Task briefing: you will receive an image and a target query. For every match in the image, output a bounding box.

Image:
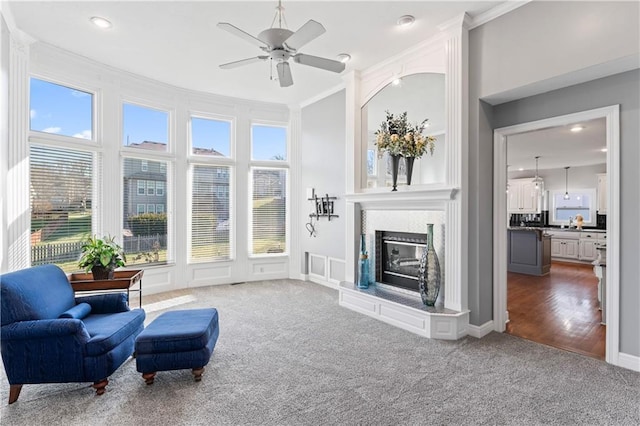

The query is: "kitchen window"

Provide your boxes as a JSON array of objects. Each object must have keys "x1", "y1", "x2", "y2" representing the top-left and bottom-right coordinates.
[{"x1": 550, "y1": 189, "x2": 596, "y2": 226}]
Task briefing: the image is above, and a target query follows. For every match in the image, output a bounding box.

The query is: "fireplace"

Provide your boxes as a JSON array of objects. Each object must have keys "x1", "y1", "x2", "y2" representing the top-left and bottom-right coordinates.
[{"x1": 375, "y1": 230, "x2": 427, "y2": 292}]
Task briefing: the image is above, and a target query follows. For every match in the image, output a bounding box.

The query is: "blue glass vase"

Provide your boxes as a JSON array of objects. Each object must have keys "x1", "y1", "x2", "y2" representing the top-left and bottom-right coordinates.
[{"x1": 357, "y1": 234, "x2": 370, "y2": 289}]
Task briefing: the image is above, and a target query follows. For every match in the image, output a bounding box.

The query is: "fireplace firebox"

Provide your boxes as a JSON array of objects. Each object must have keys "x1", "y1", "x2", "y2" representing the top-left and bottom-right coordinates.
[{"x1": 375, "y1": 231, "x2": 427, "y2": 292}]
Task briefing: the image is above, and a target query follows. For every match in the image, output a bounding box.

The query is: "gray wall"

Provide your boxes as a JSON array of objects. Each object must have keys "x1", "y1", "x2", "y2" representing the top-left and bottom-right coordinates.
[
  {"x1": 493, "y1": 70, "x2": 640, "y2": 356},
  {"x1": 300, "y1": 90, "x2": 347, "y2": 274},
  {"x1": 468, "y1": 1, "x2": 640, "y2": 357}
]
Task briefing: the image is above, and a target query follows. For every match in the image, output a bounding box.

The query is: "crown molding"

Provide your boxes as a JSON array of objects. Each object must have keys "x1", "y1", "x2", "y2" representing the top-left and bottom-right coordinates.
[{"x1": 468, "y1": 0, "x2": 532, "y2": 30}]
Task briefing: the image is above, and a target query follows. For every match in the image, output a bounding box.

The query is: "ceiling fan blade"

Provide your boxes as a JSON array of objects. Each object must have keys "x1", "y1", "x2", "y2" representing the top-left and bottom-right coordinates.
[
  {"x1": 293, "y1": 53, "x2": 345, "y2": 73},
  {"x1": 277, "y1": 62, "x2": 293, "y2": 87},
  {"x1": 283, "y1": 19, "x2": 326, "y2": 51},
  {"x1": 219, "y1": 56, "x2": 268, "y2": 69},
  {"x1": 217, "y1": 23, "x2": 270, "y2": 49}
]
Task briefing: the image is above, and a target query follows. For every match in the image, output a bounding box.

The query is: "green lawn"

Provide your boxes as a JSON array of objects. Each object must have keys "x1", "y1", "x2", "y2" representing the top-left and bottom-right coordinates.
[{"x1": 32, "y1": 212, "x2": 92, "y2": 245}]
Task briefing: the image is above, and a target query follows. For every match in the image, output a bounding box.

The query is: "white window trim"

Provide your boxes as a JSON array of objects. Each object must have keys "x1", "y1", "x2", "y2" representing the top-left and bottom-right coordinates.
[{"x1": 248, "y1": 166, "x2": 289, "y2": 258}]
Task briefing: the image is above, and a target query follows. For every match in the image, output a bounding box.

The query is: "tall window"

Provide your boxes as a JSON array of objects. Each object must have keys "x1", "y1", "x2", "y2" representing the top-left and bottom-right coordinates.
[
  {"x1": 122, "y1": 158, "x2": 169, "y2": 265},
  {"x1": 29, "y1": 78, "x2": 93, "y2": 140},
  {"x1": 191, "y1": 165, "x2": 232, "y2": 262},
  {"x1": 29, "y1": 77, "x2": 96, "y2": 272},
  {"x1": 250, "y1": 124, "x2": 288, "y2": 255},
  {"x1": 122, "y1": 103, "x2": 168, "y2": 151},
  {"x1": 30, "y1": 145, "x2": 95, "y2": 271}
]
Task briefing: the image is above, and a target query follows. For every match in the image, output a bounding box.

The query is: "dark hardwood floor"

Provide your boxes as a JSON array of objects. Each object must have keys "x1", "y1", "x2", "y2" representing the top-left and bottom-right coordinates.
[{"x1": 506, "y1": 261, "x2": 605, "y2": 360}]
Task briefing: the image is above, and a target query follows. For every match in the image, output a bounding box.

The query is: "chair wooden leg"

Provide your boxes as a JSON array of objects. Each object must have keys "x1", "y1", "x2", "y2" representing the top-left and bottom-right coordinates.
[
  {"x1": 142, "y1": 372, "x2": 156, "y2": 385},
  {"x1": 192, "y1": 367, "x2": 204, "y2": 382},
  {"x1": 8, "y1": 384, "x2": 22, "y2": 404},
  {"x1": 92, "y1": 379, "x2": 108, "y2": 396}
]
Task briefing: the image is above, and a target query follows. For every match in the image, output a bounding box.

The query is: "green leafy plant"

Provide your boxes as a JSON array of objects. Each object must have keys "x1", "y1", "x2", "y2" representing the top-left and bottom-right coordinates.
[{"x1": 78, "y1": 235, "x2": 126, "y2": 272}]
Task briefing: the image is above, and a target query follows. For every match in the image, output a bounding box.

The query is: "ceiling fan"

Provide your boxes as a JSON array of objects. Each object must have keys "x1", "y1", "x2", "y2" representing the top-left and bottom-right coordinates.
[{"x1": 217, "y1": 0, "x2": 346, "y2": 87}]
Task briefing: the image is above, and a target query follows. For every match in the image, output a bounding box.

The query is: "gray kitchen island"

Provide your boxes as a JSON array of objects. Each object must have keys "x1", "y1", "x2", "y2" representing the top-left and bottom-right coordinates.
[{"x1": 507, "y1": 227, "x2": 552, "y2": 276}]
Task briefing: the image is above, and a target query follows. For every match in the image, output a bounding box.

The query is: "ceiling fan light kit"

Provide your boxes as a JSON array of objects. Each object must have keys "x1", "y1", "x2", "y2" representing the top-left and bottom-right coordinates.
[{"x1": 217, "y1": 0, "x2": 346, "y2": 87}]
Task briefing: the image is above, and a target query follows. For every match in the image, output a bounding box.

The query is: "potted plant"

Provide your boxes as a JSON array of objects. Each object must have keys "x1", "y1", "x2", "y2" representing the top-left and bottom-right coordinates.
[{"x1": 78, "y1": 235, "x2": 126, "y2": 280}]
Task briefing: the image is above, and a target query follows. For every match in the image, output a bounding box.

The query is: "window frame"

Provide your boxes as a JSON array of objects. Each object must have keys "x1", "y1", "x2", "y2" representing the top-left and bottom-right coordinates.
[
  {"x1": 120, "y1": 97, "x2": 174, "y2": 156},
  {"x1": 250, "y1": 121, "x2": 289, "y2": 163},
  {"x1": 28, "y1": 76, "x2": 97, "y2": 145},
  {"x1": 189, "y1": 112, "x2": 235, "y2": 159}
]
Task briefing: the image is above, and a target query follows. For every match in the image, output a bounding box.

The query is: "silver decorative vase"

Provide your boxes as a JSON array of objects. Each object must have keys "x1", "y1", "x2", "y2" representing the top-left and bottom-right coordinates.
[{"x1": 419, "y1": 224, "x2": 441, "y2": 306}]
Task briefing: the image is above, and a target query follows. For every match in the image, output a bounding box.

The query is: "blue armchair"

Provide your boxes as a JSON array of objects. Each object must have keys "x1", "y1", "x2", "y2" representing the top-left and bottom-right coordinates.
[{"x1": 1, "y1": 264, "x2": 145, "y2": 404}]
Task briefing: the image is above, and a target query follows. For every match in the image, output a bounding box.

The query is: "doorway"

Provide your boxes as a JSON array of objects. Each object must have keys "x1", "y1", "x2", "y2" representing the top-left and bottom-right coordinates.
[
  {"x1": 493, "y1": 105, "x2": 620, "y2": 365},
  {"x1": 504, "y1": 119, "x2": 607, "y2": 359}
]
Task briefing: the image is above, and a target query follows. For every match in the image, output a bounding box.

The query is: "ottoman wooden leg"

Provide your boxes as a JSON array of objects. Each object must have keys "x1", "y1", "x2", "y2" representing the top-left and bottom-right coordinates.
[
  {"x1": 9, "y1": 384, "x2": 23, "y2": 404},
  {"x1": 92, "y1": 379, "x2": 109, "y2": 395},
  {"x1": 192, "y1": 367, "x2": 205, "y2": 382},
  {"x1": 142, "y1": 372, "x2": 156, "y2": 385}
]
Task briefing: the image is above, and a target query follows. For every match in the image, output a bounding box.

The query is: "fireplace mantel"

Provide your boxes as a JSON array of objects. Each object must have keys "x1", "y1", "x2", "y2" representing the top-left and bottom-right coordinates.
[{"x1": 345, "y1": 186, "x2": 459, "y2": 210}]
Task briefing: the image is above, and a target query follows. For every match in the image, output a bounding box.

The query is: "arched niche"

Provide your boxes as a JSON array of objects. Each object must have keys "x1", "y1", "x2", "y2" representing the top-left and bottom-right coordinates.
[{"x1": 360, "y1": 73, "x2": 446, "y2": 190}]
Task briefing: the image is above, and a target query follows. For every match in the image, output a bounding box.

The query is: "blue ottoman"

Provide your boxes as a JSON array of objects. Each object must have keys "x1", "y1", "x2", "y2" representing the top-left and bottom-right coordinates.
[{"x1": 135, "y1": 308, "x2": 219, "y2": 384}]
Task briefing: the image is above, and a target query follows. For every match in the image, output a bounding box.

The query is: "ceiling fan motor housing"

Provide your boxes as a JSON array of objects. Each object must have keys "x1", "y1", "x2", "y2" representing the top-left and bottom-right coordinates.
[{"x1": 258, "y1": 28, "x2": 294, "y2": 50}]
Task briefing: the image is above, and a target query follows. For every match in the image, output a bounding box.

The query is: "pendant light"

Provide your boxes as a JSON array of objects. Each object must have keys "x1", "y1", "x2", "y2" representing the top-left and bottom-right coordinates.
[
  {"x1": 531, "y1": 156, "x2": 542, "y2": 189},
  {"x1": 563, "y1": 166, "x2": 570, "y2": 200}
]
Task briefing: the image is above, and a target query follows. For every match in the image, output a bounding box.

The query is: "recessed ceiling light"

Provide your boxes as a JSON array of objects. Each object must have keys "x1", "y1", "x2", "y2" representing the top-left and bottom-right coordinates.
[
  {"x1": 518, "y1": 167, "x2": 524, "y2": 171},
  {"x1": 600, "y1": 148, "x2": 607, "y2": 152},
  {"x1": 90, "y1": 16, "x2": 112, "y2": 29},
  {"x1": 392, "y1": 78, "x2": 401, "y2": 86},
  {"x1": 397, "y1": 15, "x2": 415, "y2": 27},
  {"x1": 570, "y1": 125, "x2": 584, "y2": 132},
  {"x1": 336, "y1": 53, "x2": 351, "y2": 63}
]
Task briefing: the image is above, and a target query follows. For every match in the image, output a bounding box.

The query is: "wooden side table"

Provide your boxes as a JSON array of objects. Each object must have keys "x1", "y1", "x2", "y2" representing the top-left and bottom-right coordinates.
[{"x1": 68, "y1": 270, "x2": 144, "y2": 308}]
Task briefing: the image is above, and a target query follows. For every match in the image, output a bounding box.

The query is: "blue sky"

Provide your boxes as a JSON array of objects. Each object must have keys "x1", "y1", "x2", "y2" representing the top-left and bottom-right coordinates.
[{"x1": 30, "y1": 78, "x2": 287, "y2": 160}]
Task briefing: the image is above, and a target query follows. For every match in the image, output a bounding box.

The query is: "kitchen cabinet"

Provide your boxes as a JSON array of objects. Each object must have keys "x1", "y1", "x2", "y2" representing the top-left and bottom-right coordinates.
[
  {"x1": 551, "y1": 238, "x2": 579, "y2": 259},
  {"x1": 508, "y1": 178, "x2": 541, "y2": 214},
  {"x1": 597, "y1": 173, "x2": 607, "y2": 214},
  {"x1": 548, "y1": 230, "x2": 606, "y2": 262}
]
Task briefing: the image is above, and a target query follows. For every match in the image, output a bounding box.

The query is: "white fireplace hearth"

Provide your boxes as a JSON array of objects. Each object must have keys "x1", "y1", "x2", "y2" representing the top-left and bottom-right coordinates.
[{"x1": 339, "y1": 282, "x2": 468, "y2": 340}]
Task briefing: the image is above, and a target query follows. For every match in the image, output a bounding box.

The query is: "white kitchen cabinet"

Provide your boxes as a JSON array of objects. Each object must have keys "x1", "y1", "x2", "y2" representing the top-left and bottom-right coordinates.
[
  {"x1": 597, "y1": 173, "x2": 607, "y2": 214},
  {"x1": 550, "y1": 238, "x2": 579, "y2": 259},
  {"x1": 579, "y1": 239, "x2": 598, "y2": 261},
  {"x1": 508, "y1": 178, "x2": 541, "y2": 214},
  {"x1": 549, "y1": 230, "x2": 606, "y2": 262}
]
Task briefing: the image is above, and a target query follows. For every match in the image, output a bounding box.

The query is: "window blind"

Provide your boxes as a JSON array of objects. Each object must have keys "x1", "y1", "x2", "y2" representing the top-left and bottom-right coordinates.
[
  {"x1": 191, "y1": 165, "x2": 231, "y2": 262},
  {"x1": 122, "y1": 157, "x2": 168, "y2": 265},
  {"x1": 251, "y1": 168, "x2": 286, "y2": 255},
  {"x1": 30, "y1": 145, "x2": 94, "y2": 271}
]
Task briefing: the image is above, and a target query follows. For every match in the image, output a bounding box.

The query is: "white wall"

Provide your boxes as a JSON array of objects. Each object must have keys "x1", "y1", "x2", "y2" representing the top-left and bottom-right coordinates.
[
  {"x1": 0, "y1": 15, "x2": 9, "y2": 273},
  {"x1": 299, "y1": 90, "x2": 346, "y2": 285},
  {"x1": 5, "y1": 40, "x2": 292, "y2": 294}
]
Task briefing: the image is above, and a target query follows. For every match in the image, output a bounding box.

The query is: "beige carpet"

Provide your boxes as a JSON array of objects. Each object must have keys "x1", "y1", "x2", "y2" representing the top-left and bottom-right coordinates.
[{"x1": 1, "y1": 279, "x2": 639, "y2": 425}]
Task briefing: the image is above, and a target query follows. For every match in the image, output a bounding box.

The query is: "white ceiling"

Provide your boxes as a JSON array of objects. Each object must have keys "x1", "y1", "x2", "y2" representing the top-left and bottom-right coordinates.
[
  {"x1": 507, "y1": 117, "x2": 607, "y2": 172},
  {"x1": 8, "y1": 1, "x2": 501, "y2": 105}
]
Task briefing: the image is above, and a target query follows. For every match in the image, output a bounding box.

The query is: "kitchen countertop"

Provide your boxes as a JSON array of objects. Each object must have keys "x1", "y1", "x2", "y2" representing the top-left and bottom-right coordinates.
[{"x1": 509, "y1": 227, "x2": 606, "y2": 233}]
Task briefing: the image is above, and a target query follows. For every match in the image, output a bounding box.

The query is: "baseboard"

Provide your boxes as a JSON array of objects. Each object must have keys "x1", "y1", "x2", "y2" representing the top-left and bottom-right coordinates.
[
  {"x1": 617, "y1": 352, "x2": 640, "y2": 372},
  {"x1": 307, "y1": 276, "x2": 339, "y2": 290},
  {"x1": 467, "y1": 320, "x2": 494, "y2": 339}
]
